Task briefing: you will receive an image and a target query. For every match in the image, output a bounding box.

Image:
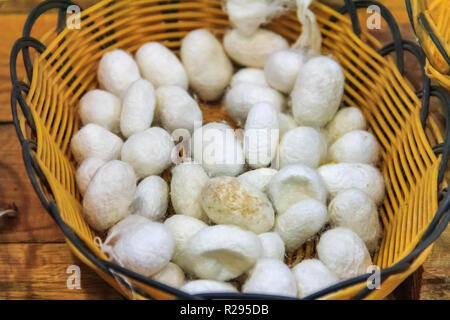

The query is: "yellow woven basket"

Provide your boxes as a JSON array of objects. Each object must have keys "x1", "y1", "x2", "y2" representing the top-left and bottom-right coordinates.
[
  {"x1": 9, "y1": 0, "x2": 450, "y2": 300},
  {"x1": 407, "y1": 0, "x2": 450, "y2": 90}
]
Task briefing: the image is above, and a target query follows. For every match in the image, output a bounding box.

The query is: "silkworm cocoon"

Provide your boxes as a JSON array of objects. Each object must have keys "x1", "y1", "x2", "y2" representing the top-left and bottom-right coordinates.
[
  {"x1": 164, "y1": 215, "x2": 207, "y2": 273},
  {"x1": 201, "y1": 176, "x2": 275, "y2": 233},
  {"x1": 224, "y1": 82, "x2": 285, "y2": 127},
  {"x1": 97, "y1": 49, "x2": 141, "y2": 97},
  {"x1": 275, "y1": 199, "x2": 328, "y2": 251},
  {"x1": 324, "y1": 107, "x2": 366, "y2": 143},
  {"x1": 170, "y1": 163, "x2": 209, "y2": 221},
  {"x1": 317, "y1": 227, "x2": 372, "y2": 279},
  {"x1": 155, "y1": 85, "x2": 202, "y2": 133},
  {"x1": 328, "y1": 188, "x2": 381, "y2": 252},
  {"x1": 78, "y1": 89, "x2": 121, "y2": 133},
  {"x1": 244, "y1": 102, "x2": 279, "y2": 168},
  {"x1": 269, "y1": 164, "x2": 327, "y2": 214},
  {"x1": 192, "y1": 122, "x2": 245, "y2": 177},
  {"x1": 151, "y1": 262, "x2": 186, "y2": 289},
  {"x1": 291, "y1": 56, "x2": 344, "y2": 127},
  {"x1": 82, "y1": 160, "x2": 136, "y2": 231},
  {"x1": 279, "y1": 127, "x2": 327, "y2": 169},
  {"x1": 292, "y1": 259, "x2": 339, "y2": 298},
  {"x1": 258, "y1": 232, "x2": 285, "y2": 261},
  {"x1": 181, "y1": 280, "x2": 238, "y2": 294},
  {"x1": 328, "y1": 130, "x2": 380, "y2": 165},
  {"x1": 223, "y1": 28, "x2": 289, "y2": 68},
  {"x1": 129, "y1": 176, "x2": 168, "y2": 221},
  {"x1": 231, "y1": 68, "x2": 268, "y2": 87},
  {"x1": 237, "y1": 168, "x2": 277, "y2": 194},
  {"x1": 136, "y1": 42, "x2": 188, "y2": 89},
  {"x1": 278, "y1": 113, "x2": 297, "y2": 139},
  {"x1": 265, "y1": 50, "x2": 307, "y2": 94},
  {"x1": 105, "y1": 214, "x2": 149, "y2": 246},
  {"x1": 120, "y1": 79, "x2": 156, "y2": 138},
  {"x1": 121, "y1": 127, "x2": 174, "y2": 178},
  {"x1": 71, "y1": 124, "x2": 123, "y2": 163},
  {"x1": 243, "y1": 258, "x2": 297, "y2": 297},
  {"x1": 186, "y1": 225, "x2": 262, "y2": 280},
  {"x1": 112, "y1": 221, "x2": 175, "y2": 276},
  {"x1": 318, "y1": 163, "x2": 385, "y2": 205},
  {"x1": 226, "y1": 0, "x2": 270, "y2": 36},
  {"x1": 181, "y1": 29, "x2": 233, "y2": 101},
  {"x1": 75, "y1": 157, "x2": 106, "y2": 196}
]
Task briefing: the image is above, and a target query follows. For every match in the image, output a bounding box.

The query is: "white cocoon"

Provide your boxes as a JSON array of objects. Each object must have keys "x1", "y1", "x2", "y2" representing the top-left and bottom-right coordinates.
[
  {"x1": 120, "y1": 79, "x2": 156, "y2": 138},
  {"x1": 243, "y1": 258, "x2": 297, "y2": 297},
  {"x1": 82, "y1": 160, "x2": 136, "y2": 231},
  {"x1": 291, "y1": 56, "x2": 344, "y2": 127},
  {"x1": 244, "y1": 102, "x2": 279, "y2": 168},
  {"x1": 155, "y1": 85, "x2": 202, "y2": 133},
  {"x1": 275, "y1": 198, "x2": 328, "y2": 251},
  {"x1": 192, "y1": 122, "x2": 245, "y2": 177},
  {"x1": 185, "y1": 225, "x2": 262, "y2": 281},
  {"x1": 265, "y1": 49, "x2": 307, "y2": 94},
  {"x1": 328, "y1": 188, "x2": 381, "y2": 252},
  {"x1": 79, "y1": 89, "x2": 121, "y2": 133},
  {"x1": 328, "y1": 130, "x2": 380, "y2": 165},
  {"x1": 136, "y1": 42, "x2": 188, "y2": 89},
  {"x1": 164, "y1": 215, "x2": 207, "y2": 273},
  {"x1": 317, "y1": 227, "x2": 372, "y2": 279},
  {"x1": 231, "y1": 68, "x2": 268, "y2": 87},
  {"x1": 278, "y1": 113, "x2": 297, "y2": 139},
  {"x1": 318, "y1": 163, "x2": 385, "y2": 205},
  {"x1": 201, "y1": 176, "x2": 275, "y2": 234},
  {"x1": 181, "y1": 280, "x2": 238, "y2": 294},
  {"x1": 97, "y1": 49, "x2": 140, "y2": 97},
  {"x1": 238, "y1": 168, "x2": 277, "y2": 194},
  {"x1": 129, "y1": 176, "x2": 168, "y2": 221},
  {"x1": 152, "y1": 262, "x2": 186, "y2": 289},
  {"x1": 258, "y1": 232, "x2": 285, "y2": 261},
  {"x1": 105, "y1": 214, "x2": 149, "y2": 246},
  {"x1": 223, "y1": 28, "x2": 289, "y2": 68},
  {"x1": 292, "y1": 259, "x2": 339, "y2": 298},
  {"x1": 112, "y1": 221, "x2": 174, "y2": 276},
  {"x1": 121, "y1": 127, "x2": 174, "y2": 178},
  {"x1": 226, "y1": 0, "x2": 270, "y2": 36},
  {"x1": 224, "y1": 82, "x2": 285, "y2": 127},
  {"x1": 75, "y1": 157, "x2": 106, "y2": 196},
  {"x1": 324, "y1": 107, "x2": 366, "y2": 143},
  {"x1": 279, "y1": 126, "x2": 327, "y2": 169},
  {"x1": 71, "y1": 123, "x2": 123, "y2": 163},
  {"x1": 170, "y1": 162, "x2": 209, "y2": 221},
  {"x1": 269, "y1": 164, "x2": 327, "y2": 214},
  {"x1": 181, "y1": 29, "x2": 233, "y2": 101}
]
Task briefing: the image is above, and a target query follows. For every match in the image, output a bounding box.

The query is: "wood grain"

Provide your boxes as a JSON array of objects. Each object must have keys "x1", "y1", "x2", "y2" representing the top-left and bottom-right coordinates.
[
  {"x1": 0, "y1": 14, "x2": 58, "y2": 122},
  {"x1": 0, "y1": 243, "x2": 121, "y2": 299},
  {"x1": 0, "y1": 124, "x2": 64, "y2": 243}
]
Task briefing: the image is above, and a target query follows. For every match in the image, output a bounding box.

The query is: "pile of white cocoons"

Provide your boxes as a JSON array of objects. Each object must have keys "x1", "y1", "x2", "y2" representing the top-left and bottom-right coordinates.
[{"x1": 71, "y1": 1, "x2": 385, "y2": 299}]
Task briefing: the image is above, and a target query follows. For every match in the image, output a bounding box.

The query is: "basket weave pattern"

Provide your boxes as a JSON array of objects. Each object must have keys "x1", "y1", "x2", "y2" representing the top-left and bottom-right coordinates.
[{"x1": 10, "y1": 0, "x2": 449, "y2": 299}]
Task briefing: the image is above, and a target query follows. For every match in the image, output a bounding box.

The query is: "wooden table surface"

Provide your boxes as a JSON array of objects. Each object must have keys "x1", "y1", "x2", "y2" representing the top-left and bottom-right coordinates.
[{"x1": 0, "y1": 0, "x2": 448, "y2": 300}]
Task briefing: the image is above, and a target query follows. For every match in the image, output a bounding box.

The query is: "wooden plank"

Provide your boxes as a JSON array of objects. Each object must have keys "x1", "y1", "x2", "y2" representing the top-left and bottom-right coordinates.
[
  {"x1": 419, "y1": 228, "x2": 450, "y2": 299},
  {"x1": 0, "y1": 243, "x2": 121, "y2": 299},
  {"x1": 0, "y1": 14, "x2": 59, "y2": 122},
  {"x1": 0, "y1": 124, "x2": 64, "y2": 243}
]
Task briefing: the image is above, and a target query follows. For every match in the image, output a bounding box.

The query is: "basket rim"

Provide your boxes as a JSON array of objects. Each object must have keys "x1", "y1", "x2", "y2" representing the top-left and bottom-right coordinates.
[{"x1": 9, "y1": 0, "x2": 450, "y2": 300}]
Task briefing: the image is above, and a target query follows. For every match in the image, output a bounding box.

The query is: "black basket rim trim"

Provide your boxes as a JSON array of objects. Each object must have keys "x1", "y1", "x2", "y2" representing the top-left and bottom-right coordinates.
[
  {"x1": 8, "y1": 0, "x2": 450, "y2": 300},
  {"x1": 22, "y1": 0, "x2": 77, "y2": 83},
  {"x1": 405, "y1": 0, "x2": 450, "y2": 70},
  {"x1": 338, "y1": 0, "x2": 404, "y2": 75}
]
